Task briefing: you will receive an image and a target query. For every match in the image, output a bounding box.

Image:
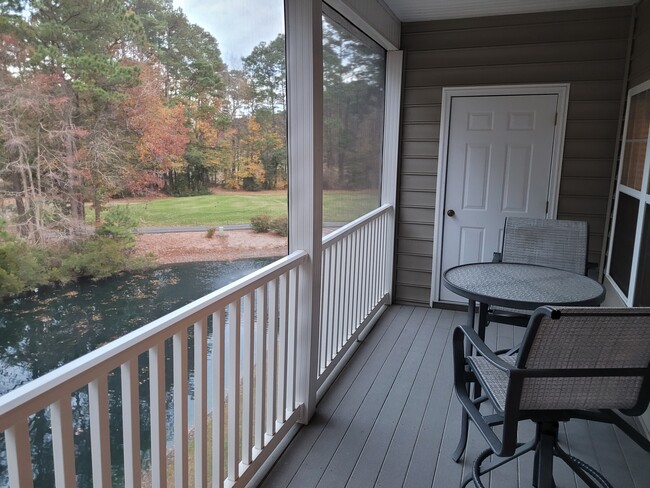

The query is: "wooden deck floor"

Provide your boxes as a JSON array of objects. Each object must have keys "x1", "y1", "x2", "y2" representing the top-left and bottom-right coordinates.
[{"x1": 260, "y1": 305, "x2": 650, "y2": 488}]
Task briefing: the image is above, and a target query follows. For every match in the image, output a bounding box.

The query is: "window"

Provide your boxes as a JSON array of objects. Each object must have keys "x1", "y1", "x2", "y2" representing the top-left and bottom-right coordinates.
[
  {"x1": 322, "y1": 8, "x2": 386, "y2": 227},
  {"x1": 607, "y1": 80, "x2": 650, "y2": 305}
]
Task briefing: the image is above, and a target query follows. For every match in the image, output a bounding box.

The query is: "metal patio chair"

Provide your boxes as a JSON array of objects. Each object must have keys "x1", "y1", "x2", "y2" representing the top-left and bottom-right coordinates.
[
  {"x1": 488, "y1": 217, "x2": 589, "y2": 327},
  {"x1": 452, "y1": 306, "x2": 650, "y2": 488}
]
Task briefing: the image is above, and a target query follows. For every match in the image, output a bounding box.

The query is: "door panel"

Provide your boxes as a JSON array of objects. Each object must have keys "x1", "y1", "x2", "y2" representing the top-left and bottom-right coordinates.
[
  {"x1": 502, "y1": 145, "x2": 533, "y2": 212},
  {"x1": 440, "y1": 94, "x2": 558, "y2": 302}
]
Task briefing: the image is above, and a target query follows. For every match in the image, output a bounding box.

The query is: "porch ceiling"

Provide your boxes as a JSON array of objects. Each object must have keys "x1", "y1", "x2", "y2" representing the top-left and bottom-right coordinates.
[{"x1": 383, "y1": 0, "x2": 637, "y2": 22}]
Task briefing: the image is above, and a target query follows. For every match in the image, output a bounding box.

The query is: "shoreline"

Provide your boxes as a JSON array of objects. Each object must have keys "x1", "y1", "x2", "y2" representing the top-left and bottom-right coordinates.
[{"x1": 134, "y1": 228, "x2": 289, "y2": 265}]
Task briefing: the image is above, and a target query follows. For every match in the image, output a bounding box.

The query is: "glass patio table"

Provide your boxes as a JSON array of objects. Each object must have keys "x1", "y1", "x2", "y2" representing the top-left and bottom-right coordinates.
[{"x1": 443, "y1": 262, "x2": 606, "y2": 338}]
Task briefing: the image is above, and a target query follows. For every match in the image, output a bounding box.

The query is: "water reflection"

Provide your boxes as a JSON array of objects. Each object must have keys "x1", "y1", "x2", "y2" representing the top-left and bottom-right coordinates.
[{"x1": 0, "y1": 258, "x2": 275, "y2": 487}]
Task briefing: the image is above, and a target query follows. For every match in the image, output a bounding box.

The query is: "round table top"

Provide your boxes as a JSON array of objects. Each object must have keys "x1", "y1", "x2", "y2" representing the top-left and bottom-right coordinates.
[{"x1": 443, "y1": 262, "x2": 606, "y2": 310}]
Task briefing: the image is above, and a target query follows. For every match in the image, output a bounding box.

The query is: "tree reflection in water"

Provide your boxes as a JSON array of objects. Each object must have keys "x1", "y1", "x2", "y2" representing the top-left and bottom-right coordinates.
[{"x1": 0, "y1": 257, "x2": 275, "y2": 487}]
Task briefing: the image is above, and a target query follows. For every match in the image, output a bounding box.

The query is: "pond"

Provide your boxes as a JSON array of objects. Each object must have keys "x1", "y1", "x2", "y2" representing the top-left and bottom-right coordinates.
[{"x1": 0, "y1": 257, "x2": 277, "y2": 487}]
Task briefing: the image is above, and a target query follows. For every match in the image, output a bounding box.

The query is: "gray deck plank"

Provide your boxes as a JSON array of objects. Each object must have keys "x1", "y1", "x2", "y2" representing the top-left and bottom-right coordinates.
[
  {"x1": 372, "y1": 309, "x2": 454, "y2": 487},
  {"x1": 402, "y1": 309, "x2": 460, "y2": 487},
  {"x1": 260, "y1": 305, "x2": 407, "y2": 487},
  {"x1": 614, "y1": 421, "x2": 650, "y2": 488},
  {"x1": 259, "y1": 306, "x2": 649, "y2": 488},
  {"x1": 317, "y1": 307, "x2": 437, "y2": 487},
  {"x1": 587, "y1": 421, "x2": 636, "y2": 487},
  {"x1": 287, "y1": 306, "x2": 425, "y2": 487},
  {"x1": 306, "y1": 309, "x2": 425, "y2": 487},
  {"x1": 345, "y1": 307, "x2": 446, "y2": 487}
]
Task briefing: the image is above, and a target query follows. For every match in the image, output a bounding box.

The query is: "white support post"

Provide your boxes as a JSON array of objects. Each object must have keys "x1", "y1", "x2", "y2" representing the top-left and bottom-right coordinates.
[
  {"x1": 286, "y1": 0, "x2": 323, "y2": 424},
  {"x1": 380, "y1": 50, "x2": 404, "y2": 302}
]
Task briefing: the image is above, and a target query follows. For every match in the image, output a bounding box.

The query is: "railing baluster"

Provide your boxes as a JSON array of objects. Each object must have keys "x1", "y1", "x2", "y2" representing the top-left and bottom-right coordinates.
[
  {"x1": 266, "y1": 278, "x2": 278, "y2": 436},
  {"x1": 319, "y1": 246, "x2": 329, "y2": 372},
  {"x1": 89, "y1": 377, "x2": 112, "y2": 488},
  {"x1": 352, "y1": 229, "x2": 360, "y2": 332},
  {"x1": 195, "y1": 319, "x2": 208, "y2": 487},
  {"x1": 51, "y1": 398, "x2": 76, "y2": 488},
  {"x1": 173, "y1": 329, "x2": 188, "y2": 488},
  {"x1": 326, "y1": 246, "x2": 335, "y2": 364},
  {"x1": 242, "y1": 293, "x2": 254, "y2": 466},
  {"x1": 334, "y1": 241, "x2": 343, "y2": 354},
  {"x1": 277, "y1": 273, "x2": 289, "y2": 423},
  {"x1": 120, "y1": 359, "x2": 141, "y2": 488},
  {"x1": 255, "y1": 285, "x2": 268, "y2": 451},
  {"x1": 5, "y1": 418, "x2": 34, "y2": 488},
  {"x1": 355, "y1": 227, "x2": 363, "y2": 328},
  {"x1": 148, "y1": 344, "x2": 167, "y2": 488},
  {"x1": 287, "y1": 268, "x2": 298, "y2": 411},
  {"x1": 371, "y1": 217, "x2": 378, "y2": 307},
  {"x1": 212, "y1": 309, "x2": 225, "y2": 488},
  {"x1": 342, "y1": 236, "x2": 350, "y2": 341},
  {"x1": 380, "y1": 216, "x2": 385, "y2": 296},
  {"x1": 227, "y1": 301, "x2": 241, "y2": 481}
]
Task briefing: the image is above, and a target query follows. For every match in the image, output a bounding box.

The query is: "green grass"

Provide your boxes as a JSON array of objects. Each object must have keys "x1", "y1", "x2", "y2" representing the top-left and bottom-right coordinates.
[{"x1": 95, "y1": 190, "x2": 379, "y2": 227}]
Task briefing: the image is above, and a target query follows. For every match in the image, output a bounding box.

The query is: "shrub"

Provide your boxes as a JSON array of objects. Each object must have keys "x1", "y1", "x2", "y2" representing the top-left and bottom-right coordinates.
[
  {"x1": 96, "y1": 205, "x2": 137, "y2": 242},
  {"x1": 250, "y1": 214, "x2": 271, "y2": 233},
  {"x1": 0, "y1": 219, "x2": 48, "y2": 296},
  {"x1": 270, "y1": 217, "x2": 288, "y2": 237},
  {"x1": 206, "y1": 227, "x2": 216, "y2": 238},
  {"x1": 60, "y1": 234, "x2": 150, "y2": 281}
]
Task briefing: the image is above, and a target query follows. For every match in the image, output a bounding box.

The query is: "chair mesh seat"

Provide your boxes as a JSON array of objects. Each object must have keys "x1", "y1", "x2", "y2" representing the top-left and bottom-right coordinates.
[{"x1": 467, "y1": 354, "x2": 516, "y2": 411}]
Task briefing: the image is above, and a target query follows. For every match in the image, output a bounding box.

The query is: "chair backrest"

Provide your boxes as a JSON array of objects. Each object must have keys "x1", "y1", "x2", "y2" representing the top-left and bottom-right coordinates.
[
  {"x1": 501, "y1": 217, "x2": 588, "y2": 275},
  {"x1": 514, "y1": 307, "x2": 650, "y2": 413}
]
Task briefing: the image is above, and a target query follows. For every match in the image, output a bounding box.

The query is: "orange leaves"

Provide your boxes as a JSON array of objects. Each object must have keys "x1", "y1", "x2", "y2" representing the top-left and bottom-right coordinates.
[{"x1": 124, "y1": 63, "x2": 190, "y2": 171}]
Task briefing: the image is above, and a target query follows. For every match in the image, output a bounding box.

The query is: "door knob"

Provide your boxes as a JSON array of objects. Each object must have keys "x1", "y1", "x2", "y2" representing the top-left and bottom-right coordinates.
[{"x1": 447, "y1": 209, "x2": 455, "y2": 217}]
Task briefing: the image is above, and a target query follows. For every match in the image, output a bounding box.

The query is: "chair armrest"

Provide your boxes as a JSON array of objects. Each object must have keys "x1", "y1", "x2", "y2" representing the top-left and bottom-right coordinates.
[
  {"x1": 492, "y1": 252, "x2": 502, "y2": 262},
  {"x1": 453, "y1": 325, "x2": 515, "y2": 373}
]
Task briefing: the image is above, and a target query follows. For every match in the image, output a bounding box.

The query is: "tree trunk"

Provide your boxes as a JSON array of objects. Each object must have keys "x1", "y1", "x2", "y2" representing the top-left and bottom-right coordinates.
[
  {"x1": 94, "y1": 192, "x2": 102, "y2": 226},
  {"x1": 11, "y1": 171, "x2": 28, "y2": 237}
]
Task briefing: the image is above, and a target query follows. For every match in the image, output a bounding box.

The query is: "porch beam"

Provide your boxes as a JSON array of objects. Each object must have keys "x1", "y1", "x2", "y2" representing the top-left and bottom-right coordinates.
[{"x1": 286, "y1": 0, "x2": 323, "y2": 423}]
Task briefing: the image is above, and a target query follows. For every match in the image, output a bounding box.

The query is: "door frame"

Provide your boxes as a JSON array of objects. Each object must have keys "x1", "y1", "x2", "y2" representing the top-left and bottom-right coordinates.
[{"x1": 430, "y1": 83, "x2": 571, "y2": 305}]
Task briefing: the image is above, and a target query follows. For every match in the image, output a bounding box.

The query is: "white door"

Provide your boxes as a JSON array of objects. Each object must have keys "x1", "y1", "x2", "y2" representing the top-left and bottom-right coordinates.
[{"x1": 439, "y1": 94, "x2": 559, "y2": 302}]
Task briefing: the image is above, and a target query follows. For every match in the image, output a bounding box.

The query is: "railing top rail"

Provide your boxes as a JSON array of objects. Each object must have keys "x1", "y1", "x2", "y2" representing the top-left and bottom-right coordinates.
[
  {"x1": 0, "y1": 250, "x2": 308, "y2": 428},
  {"x1": 322, "y1": 204, "x2": 392, "y2": 248}
]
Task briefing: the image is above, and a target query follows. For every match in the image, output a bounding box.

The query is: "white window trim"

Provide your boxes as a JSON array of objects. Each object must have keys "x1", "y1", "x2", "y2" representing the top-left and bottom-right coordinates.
[
  {"x1": 605, "y1": 79, "x2": 650, "y2": 306},
  {"x1": 430, "y1": 83, "x2": 571, "y2": 305}
]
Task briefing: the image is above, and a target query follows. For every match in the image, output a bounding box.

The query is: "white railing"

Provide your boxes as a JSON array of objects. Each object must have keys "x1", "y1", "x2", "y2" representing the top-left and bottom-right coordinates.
[
  {"x1": 318, "y1": 204, "x2": 392, "y2": 387},
  {"x1": 0, "y1": 251, "x2": 308, "y2": 488}
]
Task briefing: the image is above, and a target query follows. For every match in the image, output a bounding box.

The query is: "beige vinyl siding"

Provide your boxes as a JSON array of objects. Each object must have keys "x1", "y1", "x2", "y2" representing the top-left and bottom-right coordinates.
[{"x1": 395, "y1": 6, "x2": 632, "y2": 305}]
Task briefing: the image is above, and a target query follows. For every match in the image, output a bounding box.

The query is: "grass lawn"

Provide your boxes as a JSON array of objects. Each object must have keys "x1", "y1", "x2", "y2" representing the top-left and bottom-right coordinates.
[{"x1": 97, "y1": 190, "x2": 379, "y2": 227}]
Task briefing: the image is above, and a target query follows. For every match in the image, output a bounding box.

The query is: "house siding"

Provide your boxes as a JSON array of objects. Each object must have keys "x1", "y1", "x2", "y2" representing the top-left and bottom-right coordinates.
[{"x1": 394, "y1": 7, "x2": 633, "y2": 306}]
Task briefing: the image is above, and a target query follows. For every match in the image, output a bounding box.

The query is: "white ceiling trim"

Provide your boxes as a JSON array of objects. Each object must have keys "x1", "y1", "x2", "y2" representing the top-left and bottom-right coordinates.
[{"x1": 382, "y1": 0, "x2": 636, "y2": 22}]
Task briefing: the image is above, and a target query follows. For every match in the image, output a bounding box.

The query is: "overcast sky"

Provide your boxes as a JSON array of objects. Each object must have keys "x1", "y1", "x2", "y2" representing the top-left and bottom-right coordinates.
[{"x1": 173, "y1": 0, "x2": 285, "y2": 69}]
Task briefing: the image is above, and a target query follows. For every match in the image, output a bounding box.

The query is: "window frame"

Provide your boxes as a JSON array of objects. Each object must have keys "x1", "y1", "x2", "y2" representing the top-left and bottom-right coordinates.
[{"x1": 606, "y1": 79, "x2": 650, "y2": 306}]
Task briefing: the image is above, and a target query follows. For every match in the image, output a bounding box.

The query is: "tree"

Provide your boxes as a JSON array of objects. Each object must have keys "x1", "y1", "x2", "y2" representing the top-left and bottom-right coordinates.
[
  {"x1": 322, "y1": 17, "x2": 384, "y2": 191},
  {"x1": 243, "y1": 34, "x2": 286, "y2": 113},
  {"x1": 4, "y1": 0, "x2": 145, "y2": 233},
  {"x1": 242, "y1": 34, "x2": 287, "y2": 189},
  {"x1": 123, "y1": 62, "x2": 190, "y2": 194}
]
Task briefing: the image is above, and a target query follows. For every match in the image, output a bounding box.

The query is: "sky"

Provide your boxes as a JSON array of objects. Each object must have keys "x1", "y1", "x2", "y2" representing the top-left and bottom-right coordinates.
[{"x1": 173, "y1": 0, "x2": 285, "y2": 69}]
